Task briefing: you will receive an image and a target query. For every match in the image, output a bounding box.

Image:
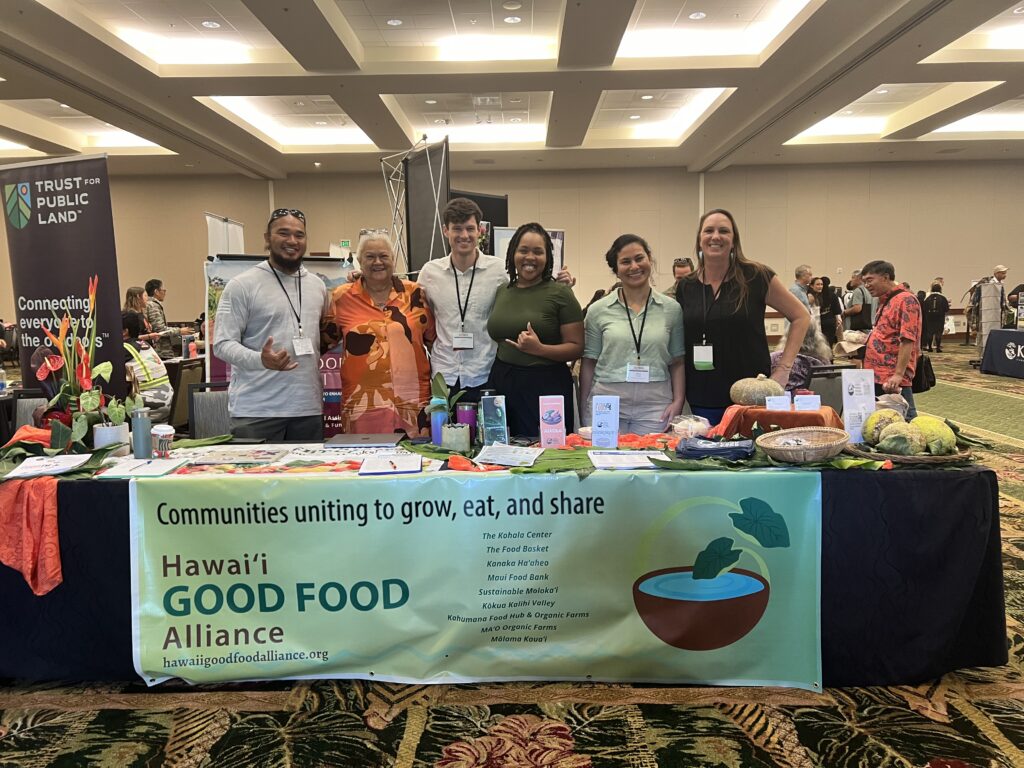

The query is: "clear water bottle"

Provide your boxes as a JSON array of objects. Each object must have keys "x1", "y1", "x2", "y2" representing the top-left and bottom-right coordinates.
[{"x1": 0, "y1": 366, "x2": 7, "y2": 393}]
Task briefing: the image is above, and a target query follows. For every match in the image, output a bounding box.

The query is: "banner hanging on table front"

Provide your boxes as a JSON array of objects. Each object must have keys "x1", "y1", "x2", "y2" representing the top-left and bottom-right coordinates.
[
  {"x1": 130, "y1": 471, "x2": 822, "y2": 688},
  {"x1": 0, "y1": 155, "x2": 124, "y2": 395}
]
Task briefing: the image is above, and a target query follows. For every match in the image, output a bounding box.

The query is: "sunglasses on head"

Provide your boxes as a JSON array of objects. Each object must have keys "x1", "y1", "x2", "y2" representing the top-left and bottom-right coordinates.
[{"x1": 268, "y1": 208, "x2": 306, "y2": 225}]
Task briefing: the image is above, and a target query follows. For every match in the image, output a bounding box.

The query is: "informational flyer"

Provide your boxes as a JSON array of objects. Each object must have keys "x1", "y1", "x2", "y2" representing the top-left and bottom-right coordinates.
[
  {"x1": 130, "y1": 472, "x2": 822, "y2": 690},
  {"x1": 841, "y1": 368, "x2": 877, "y2": 443}
]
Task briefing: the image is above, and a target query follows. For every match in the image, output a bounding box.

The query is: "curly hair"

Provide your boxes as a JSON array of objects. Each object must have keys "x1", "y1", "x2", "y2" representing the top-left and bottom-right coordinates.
[{"x1": 504, "y1": 222, "x2": 555, "y2": 286}]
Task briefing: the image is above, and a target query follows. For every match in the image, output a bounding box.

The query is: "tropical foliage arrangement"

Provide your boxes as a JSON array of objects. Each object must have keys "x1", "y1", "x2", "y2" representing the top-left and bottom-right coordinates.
[{"x1": 33, "y1": 275, "x2": 140, "y2": 450}]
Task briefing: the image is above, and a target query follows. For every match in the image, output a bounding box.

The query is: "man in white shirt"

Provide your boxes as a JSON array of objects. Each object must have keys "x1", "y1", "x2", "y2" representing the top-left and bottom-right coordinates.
[{"x1": 417, "y1": 198, "x2": 575, "y2": 402}]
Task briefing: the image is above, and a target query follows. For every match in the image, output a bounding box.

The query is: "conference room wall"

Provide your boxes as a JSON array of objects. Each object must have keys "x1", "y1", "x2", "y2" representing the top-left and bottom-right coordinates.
[
  {"x1": 2, "y1": 160, "x2": 1022, "y2": 323},
  {"x1": 704, "y1": 161, "x2": 1024, "y2": 303}
]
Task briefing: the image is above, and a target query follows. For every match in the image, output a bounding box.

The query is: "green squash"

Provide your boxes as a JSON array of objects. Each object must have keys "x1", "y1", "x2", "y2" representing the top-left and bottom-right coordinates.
[{"x1": 729, "y1": 374, "x2": 785, "y2": 406}]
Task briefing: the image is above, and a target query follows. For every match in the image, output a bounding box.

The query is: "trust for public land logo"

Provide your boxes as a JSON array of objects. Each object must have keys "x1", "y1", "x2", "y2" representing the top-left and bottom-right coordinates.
[{"x1": 3, "y1": 182, "x2": 31, "y2": 229}]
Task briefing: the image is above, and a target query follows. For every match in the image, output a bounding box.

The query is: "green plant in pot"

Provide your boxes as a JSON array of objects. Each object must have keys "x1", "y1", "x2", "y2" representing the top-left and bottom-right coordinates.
[
  {"x1": 633, "y1": 497, "x2": 791, "y2": 651},
  {"x1": 425, "y1": 373, "x2": 469, "y2": 451}
]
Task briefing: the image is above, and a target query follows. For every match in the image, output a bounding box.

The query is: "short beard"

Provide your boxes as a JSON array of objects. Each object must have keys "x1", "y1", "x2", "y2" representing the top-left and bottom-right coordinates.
[{"x1": 269, "y1": 250, "x2": 302, "y2": 274}]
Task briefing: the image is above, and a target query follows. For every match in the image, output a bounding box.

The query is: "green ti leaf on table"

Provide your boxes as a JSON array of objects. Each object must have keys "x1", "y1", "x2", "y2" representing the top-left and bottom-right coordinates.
[
  {"x1": 693, "y1": 537, "x2": 742, "y2": 580},
  {"x1": 729, "y1": 497, "x2": 790, "y2": 548}
]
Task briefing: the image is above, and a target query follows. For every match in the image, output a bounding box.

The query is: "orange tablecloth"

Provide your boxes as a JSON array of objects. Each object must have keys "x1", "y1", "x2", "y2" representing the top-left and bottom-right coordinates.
[
  {"x1": 708, "y1": 404, "x2": 845, "y2": 438},
  {"x1": 0, "y1": 476, "x2": 62, "y2": 595}
]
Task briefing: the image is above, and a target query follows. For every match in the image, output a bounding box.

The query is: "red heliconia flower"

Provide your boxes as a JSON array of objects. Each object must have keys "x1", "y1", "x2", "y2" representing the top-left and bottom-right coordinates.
[
  {"x1": 88, "y1": 274, "x2": 98, "y2": 314},
  {"x1": 35, "y1": 355, "x2": 65, "y2": 381},
  {"x1": 75, "y1": 339, "x2": 93, "y2": 390}
]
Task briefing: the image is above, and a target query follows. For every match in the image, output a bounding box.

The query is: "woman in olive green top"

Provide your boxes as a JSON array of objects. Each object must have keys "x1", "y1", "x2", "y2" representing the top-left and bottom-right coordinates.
[{"x1": 487, "y1": 223, "x2": 584, "y2": 437}]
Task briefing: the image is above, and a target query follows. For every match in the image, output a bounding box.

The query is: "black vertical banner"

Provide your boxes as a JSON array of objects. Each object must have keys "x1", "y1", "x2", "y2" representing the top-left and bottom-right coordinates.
[{"x1": 1, "y1": 155, "x2": 124, "y2": 397}]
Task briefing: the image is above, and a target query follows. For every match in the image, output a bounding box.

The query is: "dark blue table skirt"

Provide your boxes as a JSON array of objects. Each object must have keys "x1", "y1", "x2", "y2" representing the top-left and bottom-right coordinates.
[
  {"x1": 981, "y1": 329, "x2": 1024, "y2": 379},
  {"x1": 0, "y1": 467, "x2": 1007, "y2": 686}
]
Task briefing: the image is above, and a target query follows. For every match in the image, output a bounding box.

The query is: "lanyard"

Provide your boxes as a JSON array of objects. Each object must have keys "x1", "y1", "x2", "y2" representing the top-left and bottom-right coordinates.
[
  {"x1": 699, "y1": 268, "x2": 725, "y2": 345},
  {"x1": 620, "y1": 288, "x2": 652, "y2": 361},
  {"x1": 267, "y1": 261, "x2": 303, "y2": 335},
  {"x1": 453, "y1": 261, "x2": 477, "y2": 331}
]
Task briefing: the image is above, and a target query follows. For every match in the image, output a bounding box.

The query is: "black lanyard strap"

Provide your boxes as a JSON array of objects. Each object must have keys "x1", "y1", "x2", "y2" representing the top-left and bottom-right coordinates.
[
  {"x1": 453, "y1": 262, "x2": 477, "y2": 329},
  {"x1": 620, "y1": 288, "x2": 652, "y2": 361},
  {"x1": 699, "y1": 269, "x2": 724, "y2": 345},
  {"x1": 268, "y1": 261, "x2": 303, "y2": 335}
]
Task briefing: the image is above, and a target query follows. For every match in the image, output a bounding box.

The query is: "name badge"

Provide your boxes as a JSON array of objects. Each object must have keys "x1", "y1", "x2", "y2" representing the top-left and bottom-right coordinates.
[
  {"x1": 625, "y1": 362, "x2": 650, "y2": 383},
  {"x1": 693, "y1": 344, "x2": 714, "y2": 371},
  {"x1": 292, "y1": 336, "x2": 314, "y2": 357},
  {"x1": 453, "y1": 332, "x2": 474, "y2": 350}
]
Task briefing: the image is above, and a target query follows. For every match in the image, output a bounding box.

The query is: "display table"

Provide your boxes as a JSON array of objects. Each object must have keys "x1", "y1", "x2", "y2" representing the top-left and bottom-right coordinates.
[
  {"x1": 0, "y1": 466, "x2": 1006, "y2": 687},
  {"x1": 709, "y1": 404, "x2": 845, "y2": 438},
  {"x1": 981, "y1": 329, "x2": 1024, "y2": 379}
]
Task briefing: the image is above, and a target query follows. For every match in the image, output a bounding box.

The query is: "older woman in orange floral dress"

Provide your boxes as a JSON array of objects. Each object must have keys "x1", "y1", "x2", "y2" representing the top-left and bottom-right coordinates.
[{"x1": 322, "y1": 233, "x2": 436, "y2": 436}]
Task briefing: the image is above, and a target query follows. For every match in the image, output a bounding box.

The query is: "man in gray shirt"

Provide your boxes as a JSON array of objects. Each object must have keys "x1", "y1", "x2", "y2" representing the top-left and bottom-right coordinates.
[{"x1": 214, "y1": 208, "x2": 331, "y2": 441}]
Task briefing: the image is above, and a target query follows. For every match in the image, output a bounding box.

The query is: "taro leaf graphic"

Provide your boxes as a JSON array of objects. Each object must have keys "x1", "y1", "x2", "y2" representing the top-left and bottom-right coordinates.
[
  {"x1": 693, "y1": 536, "x2": 741, "y2": 579},
  {"x1": 729, "y1": 497, "x2": 790, "y2": 548}
]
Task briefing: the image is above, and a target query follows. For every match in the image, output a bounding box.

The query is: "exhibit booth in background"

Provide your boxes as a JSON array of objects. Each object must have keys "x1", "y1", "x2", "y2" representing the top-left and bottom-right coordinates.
[{"x1": 0, "y1": 155, "x2": 125, "y2": 396}]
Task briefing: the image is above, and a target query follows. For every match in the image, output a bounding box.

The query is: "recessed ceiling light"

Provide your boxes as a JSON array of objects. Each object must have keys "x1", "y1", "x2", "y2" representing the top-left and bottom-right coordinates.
[
  {"x1": 841, "y1": 110, "x2": 854, "y2": 115},
  {"x1": 689, "y1": 11, "x2": 707, "y2": 20},
  {"x1": 629, "y1": 114, "x2": 641, "y2": 120},
  {"x1": 469, "y1": 18, "x2": 478, "y2": 24},
  {"x1": 875, "y1": 89, "x2": 889, "y2": 94},
  {"x1": 59, "y1": 103, "x2": 69, "y2": 108},
  {"x1": 504, "y1": 16, "x2": 522, "y2": 24},
  {"x1": 314, "y1": 161, "x2": 322, "y2": 167},
  {"x1": 294, "y1": 101, "x2": 305, "y2": 107},
  {"x1": 315, "y1": 121, "x2": 327, "y2": 125},
  {"x1": 201, "y1": 20, "x2": 220, "y2": 29},
  {"x1": 184, "y1": 162, "x2": 194, "y2": 167},
  {"x1": 641, "y1": 94, "x2": 654, "y2": 101},
  {"x1": 434, "y1": 118, "x2": 447, "y2": 124},
  {"x1": 1014, "y1": 6, "x2": 1024, "y2": 13},
  {"x1": 502, "y1": 1, "x2": 522, "y2": 9},
  {"x1": 425, "y1": 99, "x2": 437, "y2": 104},
  {"x1": 509, "y1": 98, "x2": 522, "y2": 103},
  {"x1": 386, "y1": 18, "x2": 402, "y2": 26},
  {"x1": 509, "y1": 117, "x2": 522, "y2": 123}
]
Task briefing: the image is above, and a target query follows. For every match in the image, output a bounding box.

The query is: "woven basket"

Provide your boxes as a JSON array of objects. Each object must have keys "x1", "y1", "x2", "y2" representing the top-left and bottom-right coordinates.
[
  {"x1": 755, "y1": 427, "x2": 850, "y2": 463},
  {"x1": 843, "y1": 444, "x2": 972, "y2": 465}
]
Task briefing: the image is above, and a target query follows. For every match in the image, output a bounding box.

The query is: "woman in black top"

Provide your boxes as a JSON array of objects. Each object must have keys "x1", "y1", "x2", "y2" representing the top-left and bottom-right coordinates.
[
  {"x1": 675, "y1": 209, "x2": 810, "y2": 426},
  {"x1": 809, "y1": 276, "x2": 843, "y2": 350}
]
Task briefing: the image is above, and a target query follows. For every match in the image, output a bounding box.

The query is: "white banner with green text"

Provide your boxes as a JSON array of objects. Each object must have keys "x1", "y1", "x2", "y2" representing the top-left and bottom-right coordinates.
[{"x1": 130, "y1": 471, "x2": 822, "y2": 689}]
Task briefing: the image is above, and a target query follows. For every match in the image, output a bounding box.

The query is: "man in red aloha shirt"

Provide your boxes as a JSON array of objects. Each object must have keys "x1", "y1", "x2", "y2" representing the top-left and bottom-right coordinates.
[{"x1": 862, "y1": 259, "x2": 922, "y2": 418}]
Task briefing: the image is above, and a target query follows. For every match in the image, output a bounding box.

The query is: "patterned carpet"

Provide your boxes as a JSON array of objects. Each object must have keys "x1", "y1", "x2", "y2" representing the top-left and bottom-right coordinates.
[{"x1": 2, "y1": 344, "x2": 1024, "y2": 766}]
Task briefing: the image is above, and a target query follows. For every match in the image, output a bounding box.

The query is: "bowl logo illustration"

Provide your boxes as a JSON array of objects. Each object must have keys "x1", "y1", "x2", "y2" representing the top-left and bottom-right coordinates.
[
  {"x1": 633, "y1": 497, "x2": 790, "y2": 650},
  {"x1": 541, "y1": 409, "x2": 563, "y2": 425}
]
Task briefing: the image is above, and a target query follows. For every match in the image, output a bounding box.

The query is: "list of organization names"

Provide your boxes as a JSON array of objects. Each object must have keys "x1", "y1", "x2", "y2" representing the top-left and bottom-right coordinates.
[{"x1": 447, "y1": 530, "x2": 591, "y2": 644}]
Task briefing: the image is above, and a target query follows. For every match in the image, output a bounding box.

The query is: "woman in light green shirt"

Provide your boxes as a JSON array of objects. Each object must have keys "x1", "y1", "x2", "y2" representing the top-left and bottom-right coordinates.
[{"x1": 580, "y1": 234, "x2": 685, "y2": 434}]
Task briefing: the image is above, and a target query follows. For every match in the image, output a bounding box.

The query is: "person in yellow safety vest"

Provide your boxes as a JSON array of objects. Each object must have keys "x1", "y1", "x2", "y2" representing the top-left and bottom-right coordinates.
[{"x1": 122, "y1": 311, "x2": 174, "y2": 422}]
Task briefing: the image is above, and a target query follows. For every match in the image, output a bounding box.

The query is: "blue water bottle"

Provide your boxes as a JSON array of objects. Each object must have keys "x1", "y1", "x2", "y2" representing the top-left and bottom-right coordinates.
[{"x1": 429, "y1": 396, "x2": 448, "y2": 445}]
